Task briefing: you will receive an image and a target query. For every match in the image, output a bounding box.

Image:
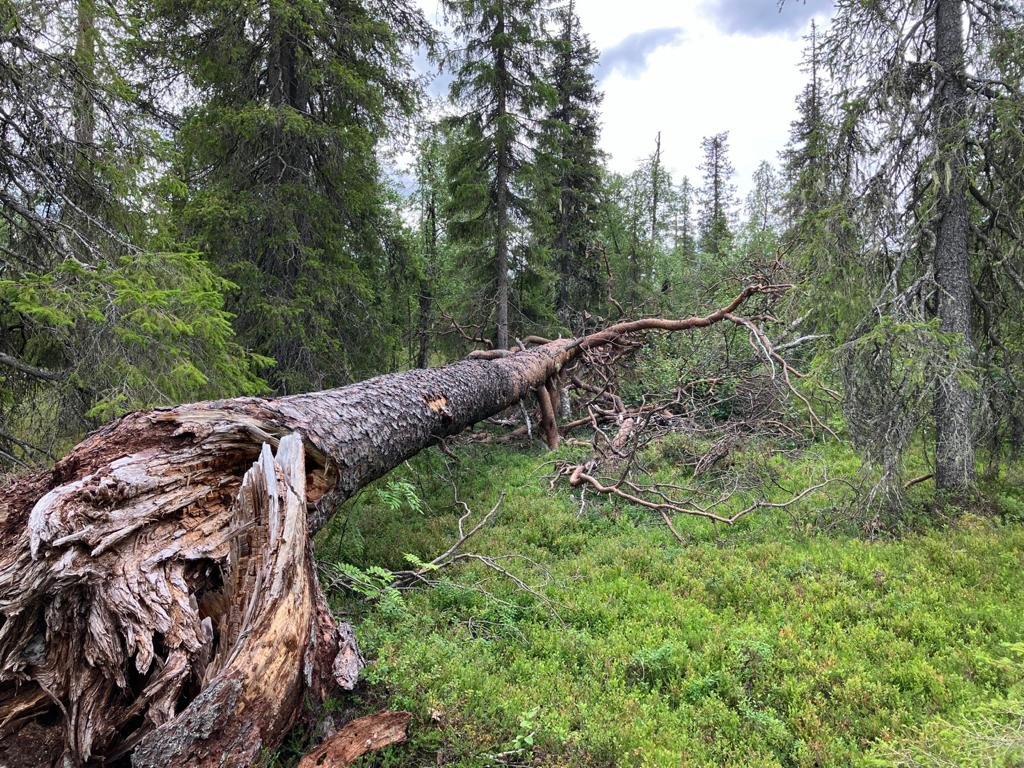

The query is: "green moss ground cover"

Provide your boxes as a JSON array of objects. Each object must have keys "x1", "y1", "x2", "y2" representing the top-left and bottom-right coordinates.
[{"x1": 300, "y1": 443, "x2": 1024, "y2": 767}]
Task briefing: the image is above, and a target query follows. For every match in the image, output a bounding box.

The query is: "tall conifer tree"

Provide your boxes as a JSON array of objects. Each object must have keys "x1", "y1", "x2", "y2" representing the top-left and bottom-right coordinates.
[
  {"x1": 534, "y1": 0, "x2": 604, "y2": 324},
  {"x1": 443, "y1": 0, "x2": 547, "y2": 349},
  {"x1": 746, "y1": 161, "x2": 782, "y2": 234},
  {"x1": 147, "y1": 0, "x2": 430, "y2": 392},
  {"x1": 697, "y1": 132, "x2": 737, "y2": 258},
  {"x1": 671, "y1": 176, "x2": 697, "y2": 260},
  {"x1": 0, "y1": 0, "x2": 263, "y2": 464},
  {"x1": 821, "y1": 0, "x2": 1024, "y2": 492}
]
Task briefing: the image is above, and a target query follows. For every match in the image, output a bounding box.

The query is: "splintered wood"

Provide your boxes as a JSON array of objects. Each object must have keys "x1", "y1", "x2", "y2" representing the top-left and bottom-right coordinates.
[
  {"x1": 296, "y1": 711, "x2": 411, "y2": 768},
  {"x1": 1, "y1": 429, "x2": 357, "y2": 767},
  {"x1": 0, "y1": 283, "x2": 784, "y2": 766}
]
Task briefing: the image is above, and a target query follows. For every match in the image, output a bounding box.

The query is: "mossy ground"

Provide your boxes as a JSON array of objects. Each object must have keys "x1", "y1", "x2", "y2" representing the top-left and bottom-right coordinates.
[{"x1": 300, "y1": 441, "x2": 1024, "y2": 768}]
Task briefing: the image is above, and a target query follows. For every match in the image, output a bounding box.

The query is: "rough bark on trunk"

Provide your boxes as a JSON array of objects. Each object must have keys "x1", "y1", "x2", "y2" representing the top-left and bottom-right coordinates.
[
  {"x1": 0, "y1": 286, "x2": 774, "y2": 766},
  {"x1": 933, "y1": 0, "x2": 976, "y2": 492},
  {"x1": 66, "y1": 0, "x2": 99, "y2": 259},
  {"x1": 650, "y1": 131, "x2": 661, "y2": 242},
  {"x1": 73, "y1": 0, "x2": 96, "y2": 153},
  {"x1": 417, "y1": 188, "x2": 437, "y2": 369},
  {"x1": 494, "y1": 10, "x2": 511, "y2": 351},
  {"x1": 553, "y1": 10, "x2": 573, "y2": 321},
  {"x1": 495, "y1": 146, "x2": 511, "y2": 351}
]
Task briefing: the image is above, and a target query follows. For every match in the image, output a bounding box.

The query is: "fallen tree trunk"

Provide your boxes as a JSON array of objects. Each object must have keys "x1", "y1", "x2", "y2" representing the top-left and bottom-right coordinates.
[{"x1": 0, "y1": 284, "x2": 783, "y2": 766}]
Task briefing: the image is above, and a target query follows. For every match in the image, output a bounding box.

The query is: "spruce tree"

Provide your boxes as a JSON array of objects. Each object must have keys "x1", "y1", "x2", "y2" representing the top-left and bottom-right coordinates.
[
  {"x1": 411, "y1": 123, "x2": 449, "y2": 367},
  {"x1": 670, "y1": 176, "x2": 697, "y2": 260},
  {"x1": 780, "y1": 21, "x2": 864, "y2": 338},
  {"x1": 443, "y1": 0, "x2": 548, "y2": 349},
  {"x1": 650, "y1": 131, "x2": 663, "y2": 241},
  {"x1": 821, "y1": 0, "x2": 1024, "y2": 493},
  {"x1": 745, "y1": 161, "x2": 782, "y2": 234},
  {"x1": 147, "y1": 0, "x2": 430, "y2": 392},
  {"x1": 781, "y1": 21, "x2": 831, "y2": 228},
  {"x1": 533, "y1": 0, "x2": 604, "y2": 325},
  {"x1": 0, "y1": 0, "x2": 263, "y2": 465},
  {"x1": 600, "y1": 162, "x2": 662, "y2": 311},
  {"x1": 969, "y1": 16, "x2": 1024, "y2": 460},
  {"x1": 697, "y1": 132, "x2": 737, "y2": 258}
]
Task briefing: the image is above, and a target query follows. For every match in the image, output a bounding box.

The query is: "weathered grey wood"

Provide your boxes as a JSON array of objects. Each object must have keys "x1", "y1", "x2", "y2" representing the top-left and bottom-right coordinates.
[
  {"x1": 129, "y1": 434, "x2": 351, "y2": 768},
  {"x1": 0, "y1": 284, "x2": 775, "y2": 766}
]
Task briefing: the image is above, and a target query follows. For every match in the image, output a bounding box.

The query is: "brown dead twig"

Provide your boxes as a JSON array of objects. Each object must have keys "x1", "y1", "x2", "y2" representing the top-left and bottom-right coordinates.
[
  {"x1": 392, "y1": 491, "x2": 506, "y2": 586},
  {"x1": 391, "y1": 491, "x2": 562, "y2": 622},
  {"x1": 438, "y1": 311, "x2": 494, "y2": 349},
  {"x1": 558, "y1": 460, "x2": 840, "y2": 537},
  {"x1": 323, "y1": 489, "x2": 562, "y2": 622},
  {"x1": 456, "y1": 279, "x2": 840, "y2": 539},
  {"x1": 723, "y1": 312, "x2": 838, "y2": 439},
  {"x1": 904, "y1": 472, "x2": 934, "y2": 489}
]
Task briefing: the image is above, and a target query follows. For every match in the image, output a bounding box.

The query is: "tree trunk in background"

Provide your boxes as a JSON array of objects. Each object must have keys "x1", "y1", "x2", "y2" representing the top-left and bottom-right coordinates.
[
  {"x1": 553, "y1": 5, "x2": 572, "y2": 320},
  {"x1": 73, "y1": 0, "x2": 96, "y2": 153},
  {"x1": 554, "y1": 179, "x2": 572, "y2": 318},
  {"x1": 933, "y1": 0, "x2": 976, "y2": 492},
  {"x1": 650, "y1": 131, "x2": 661, "y2": 241},
  {"x1": 0, "y1": 286, "x2": 769, "y2": 765},
  {"x1": 495, "y1": 131, "x2": 511, "y2": 351},
  {"x1": 494, "y1": 11, "x2": 511, "y2": 350},
  {"x1": 68, "y1": 0, "x2": 98, "y2": 257},
  {"x1": 417, "y1": 188, "x2": 437, "y2": 368}
]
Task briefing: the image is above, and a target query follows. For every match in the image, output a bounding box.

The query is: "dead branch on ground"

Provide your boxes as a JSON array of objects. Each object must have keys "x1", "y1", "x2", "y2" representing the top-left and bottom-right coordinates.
[{"x1": 296, "y1": 711, "x2": 411, "y2": 768}]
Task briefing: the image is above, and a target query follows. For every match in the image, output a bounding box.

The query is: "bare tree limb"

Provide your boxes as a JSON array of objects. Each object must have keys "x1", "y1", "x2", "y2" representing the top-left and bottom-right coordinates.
[{"x1": 0, "y1": 351, "x2": 63, "y2": 382}]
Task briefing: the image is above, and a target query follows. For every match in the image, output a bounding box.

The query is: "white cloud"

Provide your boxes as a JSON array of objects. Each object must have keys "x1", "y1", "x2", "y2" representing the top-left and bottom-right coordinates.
[
  {"x1": 411, "y1": 0, "x2": 835, "y2": 197},
  {"x1": 577, "y1": 0, "x2": 833, "y2": 195},
  {"x1": 596, "y1": 27, "x2": 685, "y2": 80}
]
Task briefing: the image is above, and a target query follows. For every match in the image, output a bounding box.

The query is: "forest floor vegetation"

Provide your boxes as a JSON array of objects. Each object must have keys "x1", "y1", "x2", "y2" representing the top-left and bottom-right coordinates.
[{"x1": 267, "y1": 439, "x2": 1024, "y2": 768}]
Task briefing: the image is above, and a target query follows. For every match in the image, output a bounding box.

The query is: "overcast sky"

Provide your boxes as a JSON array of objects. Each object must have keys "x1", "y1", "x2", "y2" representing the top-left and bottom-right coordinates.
[{"x1": 413, "y1": 0, "x2": 836, "y2": 197}]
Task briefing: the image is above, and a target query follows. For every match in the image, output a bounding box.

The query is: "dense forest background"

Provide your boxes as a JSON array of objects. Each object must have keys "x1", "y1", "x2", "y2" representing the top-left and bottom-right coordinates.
[
  {"x1": 3, "y1": 0, "x2": 1024, "y2": 763},
  {"x1": 2, "y1": 0, "x2": 1023, "y2": 505}
]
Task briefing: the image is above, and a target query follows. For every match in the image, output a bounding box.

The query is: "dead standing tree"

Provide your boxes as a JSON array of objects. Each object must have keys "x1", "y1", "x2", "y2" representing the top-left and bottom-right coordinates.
[{"x1": 0, "y1": 283, "x2": 787, "y2": 767}]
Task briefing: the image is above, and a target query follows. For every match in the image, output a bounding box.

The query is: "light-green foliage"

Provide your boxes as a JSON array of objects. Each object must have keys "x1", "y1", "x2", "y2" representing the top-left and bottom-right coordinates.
[
  {"x1": 1, "y1": 250, "x2": 267, "y2": 451},
  {"x1": 0, "y1": 0, "x2": 268, "y2": 462},
  {"x1": 316, "y1": 443, "x2": 1024, "y2": 767},
  {"x1": 866, "y1": 645, "x2": 1024, "y2": 766}
]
